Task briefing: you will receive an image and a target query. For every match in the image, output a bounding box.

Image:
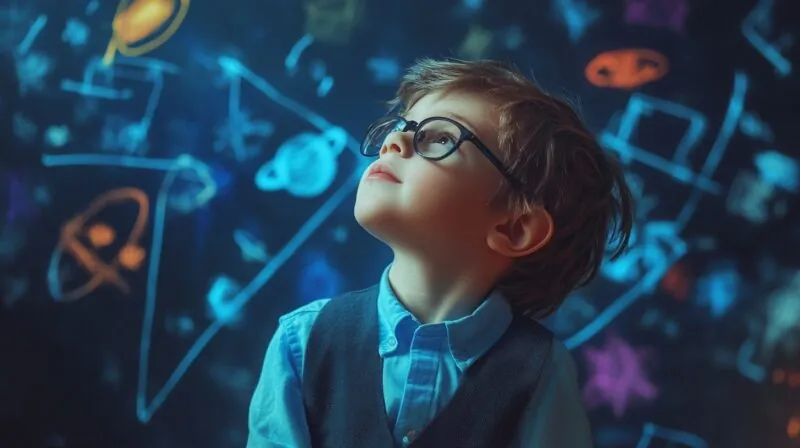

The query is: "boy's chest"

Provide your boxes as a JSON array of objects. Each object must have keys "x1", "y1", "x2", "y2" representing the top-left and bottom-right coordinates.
[{"x1": 381, "y1": 335, "x2": 464, "y2": 441}]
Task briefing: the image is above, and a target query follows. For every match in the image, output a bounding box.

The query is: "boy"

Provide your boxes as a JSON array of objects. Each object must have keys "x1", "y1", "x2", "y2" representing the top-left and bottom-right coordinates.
[{"x1": 247, "y1": 58, "x2": 634, "y2": 447}]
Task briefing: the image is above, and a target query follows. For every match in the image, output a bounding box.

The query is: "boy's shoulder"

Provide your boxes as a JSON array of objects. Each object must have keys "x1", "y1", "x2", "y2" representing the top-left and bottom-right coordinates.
[
  {"x1": 279, "y1": 285, "x2": 379, "y2": 328},
  {"x1": 278, "y1": 298, "x2": 332, "y2": 329}
]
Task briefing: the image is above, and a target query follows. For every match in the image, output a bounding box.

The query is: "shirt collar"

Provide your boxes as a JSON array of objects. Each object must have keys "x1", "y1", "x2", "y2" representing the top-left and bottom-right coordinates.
[{"x1": 376, "y1": 264, "x2": 513, "y2": 371}]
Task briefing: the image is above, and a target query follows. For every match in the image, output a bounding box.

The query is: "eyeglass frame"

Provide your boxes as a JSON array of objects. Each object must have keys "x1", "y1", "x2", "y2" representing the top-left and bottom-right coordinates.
[{"x1": 361, "y1": 115, "x2": 521, "y2": 189}]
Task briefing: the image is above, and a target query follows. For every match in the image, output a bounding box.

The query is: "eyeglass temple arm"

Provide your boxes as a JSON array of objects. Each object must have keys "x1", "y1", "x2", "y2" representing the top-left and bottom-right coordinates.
[{"x1": 468, "y1": 137, "x2": 520, "y2": 188}]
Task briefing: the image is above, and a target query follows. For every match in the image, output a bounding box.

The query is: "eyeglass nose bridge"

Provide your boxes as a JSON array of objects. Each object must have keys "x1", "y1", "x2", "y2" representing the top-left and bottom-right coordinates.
[{"x1": 379, "y1": 119, "x2": 417, "y2": 156}]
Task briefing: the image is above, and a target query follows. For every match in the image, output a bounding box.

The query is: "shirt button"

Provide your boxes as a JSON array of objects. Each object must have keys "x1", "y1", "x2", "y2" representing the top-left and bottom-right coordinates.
[{"x1": 402, "y1": 430, "x2": 416, "y2": 445}]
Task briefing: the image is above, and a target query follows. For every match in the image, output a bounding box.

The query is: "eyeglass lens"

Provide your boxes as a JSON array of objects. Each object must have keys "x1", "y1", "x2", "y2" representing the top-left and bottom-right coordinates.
[{"x1": 363, "y1": 117, "x2": 461, "y2": 159}]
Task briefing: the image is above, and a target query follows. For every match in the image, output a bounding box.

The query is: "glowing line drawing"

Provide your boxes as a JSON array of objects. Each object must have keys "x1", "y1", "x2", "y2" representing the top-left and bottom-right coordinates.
[
  {"x1": 635, "y1": 422, "x2": 708, "y2": 448},
  {"x1": 599, "y1": 95, "x2": 712, "y2": 191},
  {"x1": 283, "y1": 35, "x2": 334, "y2": 97},
  {"x1": 675, "y1": 72, "x2": 748, "y2": 228},
  {"x1": 42, "y1": 154, "x2": 217, "y2": 212},
  {"x1": 741, "y1": 0, "x2": 792, "y2": 77},
  {"x1": 565, "y1": 71, "x2": 749, "y2": 350},
  {"x1": 103, "y1": 0, "x2": 190, "y2": 66},
  {"x1": 285, "y1": 33, "x2": 314, "y2": 75},
  {"x1": 42, "y1": 58, "x2": 361, "y2": 423},
  {"x1": 61, "y1": 57, "x2": 176, "y2": 153},
  {"x1": 16, "y1": 14, "x2": 46, "y2": 55},
  {"x1": 48, "y1": 188, "x2": 149, "y2": 302}
]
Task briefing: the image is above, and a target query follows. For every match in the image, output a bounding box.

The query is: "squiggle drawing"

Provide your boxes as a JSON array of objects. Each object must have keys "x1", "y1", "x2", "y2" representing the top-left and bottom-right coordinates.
[
  {"x1": 48, "y1": 188, "x2": 150, "y2": 302},
  {"x1": 42, "y1": 57, "x2": 362, "y2": 423}
]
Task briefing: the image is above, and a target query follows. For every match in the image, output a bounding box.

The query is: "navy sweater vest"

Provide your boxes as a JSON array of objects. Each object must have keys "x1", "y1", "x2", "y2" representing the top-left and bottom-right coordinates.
[{"x1": 301, "y1": 286, "x2": 554, "y2": 448}]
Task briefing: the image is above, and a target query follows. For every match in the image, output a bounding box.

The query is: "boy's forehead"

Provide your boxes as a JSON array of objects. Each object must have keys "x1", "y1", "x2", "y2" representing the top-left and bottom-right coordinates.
[{"x1": 406, "y1": 90, "x2": 500, "y2": 139}]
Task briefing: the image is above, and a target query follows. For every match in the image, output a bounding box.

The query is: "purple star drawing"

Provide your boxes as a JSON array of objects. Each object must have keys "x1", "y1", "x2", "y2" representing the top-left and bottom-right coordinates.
[{"x1": 582, "y1": 333, "x2": 658, "y2": 417}]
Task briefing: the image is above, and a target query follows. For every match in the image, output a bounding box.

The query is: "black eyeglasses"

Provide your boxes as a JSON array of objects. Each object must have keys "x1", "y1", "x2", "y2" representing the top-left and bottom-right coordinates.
[{"x1": 360, "y1": 115, "x2": 520, "y2": 188}]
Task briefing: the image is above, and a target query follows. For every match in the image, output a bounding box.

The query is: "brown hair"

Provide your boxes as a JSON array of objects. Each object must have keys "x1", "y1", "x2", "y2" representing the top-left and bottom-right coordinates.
[{"x1": 389, "y1": 58, "x2": 635, "y2": 319}]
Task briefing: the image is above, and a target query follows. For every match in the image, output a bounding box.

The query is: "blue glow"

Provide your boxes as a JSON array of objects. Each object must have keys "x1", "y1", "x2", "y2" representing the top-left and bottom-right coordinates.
[
  {"x1": 599, "y1": 94, "x2": 715, "y2": 193},
  {"x1": 550, "y1": 0, "x2": 601, "y2": 43},
  {"x1": 736, "y1": 336, "x2": 766, "y2": 382},
  {"x1": 61, "y1": 18, "x2": 89, "y2": 48},
  {"x1": 285, "y1": 33, "x2": 314, "y2": 76},
  {"x1": 214, "y1": 109, "x2": 275, "y2": 161},
  {"x1": 309, "y1": 59, "x2": 334, "y2": 97},
  {"x1": 233, "y1": 229, "x2": 269, "y2": 263},
  {"x1": 60, "y1": 57, "x2": 179, "y2": 155},
  {"x1": 738, "y1": 111, "x2": 774, "y2": 142},
  {"x1": 16, "y1": 14, "x2": 46, "y2": 55},
  {"x1": 15, "y1": 52, "x2": 52, "y2": 94},
  {"x1": 754, "y1": 150, "x2": 798, "y2": 192},
  {"x1": 367, "y1": 57, "x2": 401, "y2": 85},
  {"x1": 695, "y1": 261, "x2": 741, "y2": 319},
  {"x1": 297, "y1": 251, "x2": 345, "y2": 304},
  {"x1": 43, "y1": 57, "x2": 362, "y2": 423},
  {"x1": 567, "y1": 72, "x2": 749, "y2": 350},
  {"x1": 675, "y1": 72, "x2": 748, "y2": 229},
  {"x1": 741, "y1": 0, "x2": 793, "y2": 77},
  {"x1": 635, "y1": 422, "x2": 708, "y2": 448},
  {"x1": 206, "y1": 275, "x2": 243, "y2": 324},
  {"x1": 254, "y1": 127, "x2": 345, "y2": 197},
  {"x1": 726, "y1": 171, "x2": 773, "y2": 223}
]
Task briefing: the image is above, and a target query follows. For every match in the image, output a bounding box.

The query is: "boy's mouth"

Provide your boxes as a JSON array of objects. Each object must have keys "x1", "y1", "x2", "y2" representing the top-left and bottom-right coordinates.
[{"x1": 367, "y1": 162, "x2": 401, "y2": 183}]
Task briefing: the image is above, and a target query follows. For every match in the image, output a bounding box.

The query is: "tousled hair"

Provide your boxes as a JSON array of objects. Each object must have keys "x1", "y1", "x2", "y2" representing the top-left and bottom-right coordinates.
[{"x1": 389, "y1": 58, "x2": 635, "y2": 319}]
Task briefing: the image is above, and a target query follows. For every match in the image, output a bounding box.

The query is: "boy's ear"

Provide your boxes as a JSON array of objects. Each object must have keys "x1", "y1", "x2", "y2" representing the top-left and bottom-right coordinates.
[{"x1": 487, "y1": 208, "x2": 554, "y2": 258}]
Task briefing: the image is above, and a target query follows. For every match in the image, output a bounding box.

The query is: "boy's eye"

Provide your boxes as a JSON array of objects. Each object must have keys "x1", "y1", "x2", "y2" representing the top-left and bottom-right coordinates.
[
  {"x1": 418, "y1": 130, "x2": 456, "y2": 145},
  {"x1": 415, "y1": 119, "x2": 460, "y2": 157}
]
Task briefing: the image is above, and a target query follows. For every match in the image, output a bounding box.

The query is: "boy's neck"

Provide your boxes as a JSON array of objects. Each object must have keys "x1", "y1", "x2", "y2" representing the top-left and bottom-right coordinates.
[{"x1": 387, "y1": 251, "x2": 503, "y2": 324}]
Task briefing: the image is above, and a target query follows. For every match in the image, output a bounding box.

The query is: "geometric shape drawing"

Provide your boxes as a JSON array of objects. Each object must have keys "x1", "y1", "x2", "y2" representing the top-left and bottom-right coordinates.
[
  {"x1": 42, "y1": 58, "x2": 362, "y2": 423},
  {"x1": 61, "y1": 56, "x2": 178, "y2": 156},
  {"x1": 585, "y1": 48, "x2": 669, "y2": 90},
  {"x1": 103, "y1": 0, "x2": 190, "y2": 66},
  {"x1": 565, "y1": 71, "x2": 748, "y2": 350},
  {"x1": 741, "y1": 0, "x2": 793, "y2": 77},
  {"x1": 598, "y1": 94, "x2": 711, "y2": 189},
  {"x1": 48, "y1": 188, "x2": 149, "y2": 302}
]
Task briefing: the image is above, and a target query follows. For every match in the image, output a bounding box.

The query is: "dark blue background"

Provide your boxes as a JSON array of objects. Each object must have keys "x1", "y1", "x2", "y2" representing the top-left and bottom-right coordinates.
[{"x1": 1, "y1": 0, "x2": 799, "y2": 446}]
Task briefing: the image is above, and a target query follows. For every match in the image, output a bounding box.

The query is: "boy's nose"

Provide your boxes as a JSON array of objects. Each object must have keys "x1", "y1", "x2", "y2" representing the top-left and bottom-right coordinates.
[{"x1": 379, "y1": 133, "x2": 411, "y2": 158}]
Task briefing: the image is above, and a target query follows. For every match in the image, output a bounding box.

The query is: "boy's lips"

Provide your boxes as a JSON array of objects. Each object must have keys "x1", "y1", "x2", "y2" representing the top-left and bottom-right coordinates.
[{"x1": 367, "y1": 162, "x2": 401, "y2": 183}]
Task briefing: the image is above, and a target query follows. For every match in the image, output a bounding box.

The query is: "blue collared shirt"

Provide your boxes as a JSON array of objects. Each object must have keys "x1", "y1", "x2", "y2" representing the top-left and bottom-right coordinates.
[{"x1": 248, "y1": 267, "x2": 593, "y2": 447}]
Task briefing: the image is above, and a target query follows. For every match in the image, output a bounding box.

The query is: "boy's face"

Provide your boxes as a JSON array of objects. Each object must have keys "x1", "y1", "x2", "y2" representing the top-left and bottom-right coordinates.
[{"x1": 354, "y1": 90, "x2": 508, "y2": 258}]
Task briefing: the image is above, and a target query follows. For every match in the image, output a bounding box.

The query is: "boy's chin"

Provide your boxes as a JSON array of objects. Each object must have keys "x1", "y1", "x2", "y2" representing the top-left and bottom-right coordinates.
[
  {"x1": 355, "y1": 208, "x2": 419, "y2": 246},
  {"x1": 355, "y1": 209, "x2": 397, "y2": 240}
]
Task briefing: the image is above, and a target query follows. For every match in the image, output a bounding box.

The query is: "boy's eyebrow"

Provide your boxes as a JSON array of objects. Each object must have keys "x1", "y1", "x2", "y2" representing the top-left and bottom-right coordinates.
[{"x1": 444, "y1": 112, "x2": 478, "y2": 134}]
